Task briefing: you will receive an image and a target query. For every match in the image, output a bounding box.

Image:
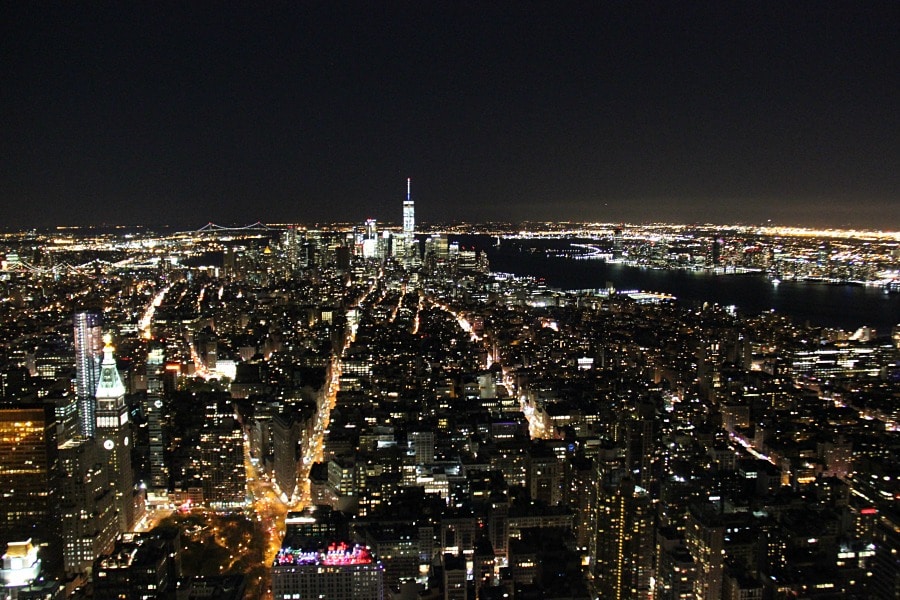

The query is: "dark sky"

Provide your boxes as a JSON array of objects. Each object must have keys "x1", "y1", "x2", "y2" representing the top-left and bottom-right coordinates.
[{"x1": 2, "y1": 2, "x2": 898, "y2": 229}]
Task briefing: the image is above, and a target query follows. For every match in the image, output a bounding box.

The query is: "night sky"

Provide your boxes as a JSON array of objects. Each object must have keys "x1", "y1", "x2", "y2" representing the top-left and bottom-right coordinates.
[{"x1": 2, "y1": 2, "x2": 898, "y2": 229}]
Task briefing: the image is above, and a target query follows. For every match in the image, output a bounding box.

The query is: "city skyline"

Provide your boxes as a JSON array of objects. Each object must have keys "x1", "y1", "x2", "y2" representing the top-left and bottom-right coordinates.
[
  {"x1": 3, "y1": 3, "x2": 898, "y2": 229},
  {"x1": 0, "y1": 202, "x2": 898, "y2": 596}
]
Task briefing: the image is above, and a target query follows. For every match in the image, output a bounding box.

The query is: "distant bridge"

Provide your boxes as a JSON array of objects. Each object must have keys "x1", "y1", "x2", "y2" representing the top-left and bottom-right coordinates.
[
  {"x1": 4, "y1": 256, "x2": 159, "y2": 276},
  {"x1": 188, "y1": 221, "x2": 278, "y2": 233}
]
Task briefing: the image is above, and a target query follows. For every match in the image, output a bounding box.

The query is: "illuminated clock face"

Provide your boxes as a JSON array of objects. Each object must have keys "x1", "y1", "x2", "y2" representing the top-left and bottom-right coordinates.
[
  {"x1": 154, "y1": 399, "x2": 163, "y2": 409},
  {"x1": 124, "y1": 436, "x2": 130, "y2": 447},
  {"x1": 103, "y1": 439, "x2": 114, "y2": 451}
]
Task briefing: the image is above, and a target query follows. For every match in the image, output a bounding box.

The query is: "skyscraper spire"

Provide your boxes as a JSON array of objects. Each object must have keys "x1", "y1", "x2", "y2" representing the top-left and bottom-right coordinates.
[
  {"x1": 95, "y1": 334, "x2": 126, "y2": 400},
  {"x1": 403, "y1": 177, "x2": 415, "y2": 235},
  {"x1": 94, "y1": 333, "x2": 137, "y2": 533}
]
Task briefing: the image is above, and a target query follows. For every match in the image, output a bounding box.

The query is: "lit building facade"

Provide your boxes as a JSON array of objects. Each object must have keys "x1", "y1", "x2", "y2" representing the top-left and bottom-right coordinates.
[
  {"x1": 272, "y1": 412, "x2": 306, "y2": 503},
  {"x1": 685, "y1": 504, "x2": 725, "y2": 600},
  {"x1": 272, "y1": 542, "x2": 384, "y2": 600},
  {"x1": 58, "y1": 437, "x2": 116, "y2": 577},
  {"x1": 0, "y1": 403, "x2": 59, "y2": 571},
  {"x1": 73, "y1": 310, "x2": 103, "y2": 438},
  {"x1": 199, "y1": 417, "x2": 246, "y2": 508},
  {"x1": 93, "y1": 532, "x2": 180, "y2": 600},
  {"x1": 145, "y1": 345, "x2": 168, "y2": 492},
  {"x1": 403, "y1": 178, "x2": 414, "y2": 236},
  {"x1": 399, "y1": 177, "x2": 418, "y2": 267},
  {"x1": 0, "y1": 540, "x2": 41, "y2": 589},
  {"x1": 94, "y1": 337, "x2": 137, "y2": 533},
  {"x1": 593, "y1": 476, "x2": 653, "y2": 600}
]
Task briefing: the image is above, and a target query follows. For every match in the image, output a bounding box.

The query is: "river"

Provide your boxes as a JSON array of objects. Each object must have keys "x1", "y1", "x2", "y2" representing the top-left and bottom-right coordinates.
[{"x1": 460, "y1": 237, "x2": 899, "y2": 334}]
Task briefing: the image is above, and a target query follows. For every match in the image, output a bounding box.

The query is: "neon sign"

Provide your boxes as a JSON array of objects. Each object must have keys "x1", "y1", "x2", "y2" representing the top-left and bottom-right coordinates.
[{"x1": 275, "y1": 542, "x2": 374, "y2": 566}]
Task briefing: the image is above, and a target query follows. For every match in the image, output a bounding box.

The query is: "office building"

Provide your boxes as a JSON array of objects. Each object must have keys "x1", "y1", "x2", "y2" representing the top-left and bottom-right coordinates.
[
  {"x1": 871, "y1": 510, "x2": 900, "y2": 600},
  {"x1": 94, "y1": 336, "x2": 137, "y2": 533},
  {"x1": 0, "y1": 538, "x2": 63, "y2": 598},
  {"x1": 93, "y1": 531, "x2": 180, "y2": 600},
  {"x1": 272, "y1": 411, "x2": 306, "y2": 503},
  {"x1": 593, "y1": 476, "x2": 653, "y2": 600},
  {"x1": 624, "y1": 400, "x2": 657, "y2": 490},
  {"x1": 685, "y1": 504, "x2": 725, "y2": 600},
  {"x1": 403, "y1": 178, "x2": 414, "y2": 235},
  {"x1": 399, "y1": 178, "x2": 418, "y2": 267},
  {"x1": 654, "y1": 528, "x2": 697, "y2": 600},
  {"x1": 0, "y1": 540, "x2": 41, "y2": 590},
  {"x1": 199, "y1": 416, "x2": 246, "y2": 508},
  {"x1": 407, "y1": 430, "x2": 435, "y2": 465},
  {"x1": 527, "y1": 446, "x2": 565, "y2": 506},
  {"x1": 58, "y1": 438, "x2": 117, "y2": 577},
  {"x1": 73, "y1": 310, "x2": 103, "y2": 438},
  {"x1": 272, "y1": 541, "x2": 384, "y2": 600},
  {"x1": 146, "y1": 345, "x2": 168, "y2": 492},
  {"x1": 0, "y1": 403, "x2": 59, "y2": 574}
]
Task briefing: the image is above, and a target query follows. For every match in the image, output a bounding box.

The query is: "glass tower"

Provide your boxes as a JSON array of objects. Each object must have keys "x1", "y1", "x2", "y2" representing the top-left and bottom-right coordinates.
[
  {"x1": 403, "y1": 178, "x2": 414, "y2": 235},
  {"x1": 73, "y1": 310, "x2": 103, "y2": 438}
]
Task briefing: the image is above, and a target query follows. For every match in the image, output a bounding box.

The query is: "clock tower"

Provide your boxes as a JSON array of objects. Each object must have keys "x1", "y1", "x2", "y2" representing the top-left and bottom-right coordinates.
[{"x1": 95, "y1": 335, "x2": 136, "y2": 533}]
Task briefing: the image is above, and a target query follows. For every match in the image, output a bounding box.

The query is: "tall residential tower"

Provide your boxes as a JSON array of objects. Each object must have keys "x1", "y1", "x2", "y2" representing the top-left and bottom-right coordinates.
[{"x1": 73, "y1": 310, "x2": 103, "y2": 438}]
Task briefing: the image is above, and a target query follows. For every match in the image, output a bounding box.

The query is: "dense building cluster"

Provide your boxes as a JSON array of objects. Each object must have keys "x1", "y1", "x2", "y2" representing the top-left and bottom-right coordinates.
[
  {"x1": 0, "y1": 213, "x2": 897, "y2": 599},
  {"x1": 490, "y1": 222, "x2": 900, "y2": 288}
]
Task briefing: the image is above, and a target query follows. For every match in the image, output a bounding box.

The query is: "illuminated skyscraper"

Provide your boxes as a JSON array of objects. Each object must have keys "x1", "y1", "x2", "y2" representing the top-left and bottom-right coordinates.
[
  {"x1": 73, "y1": 310, "x2": 103, "y2": 438},
  {"x1": 146, "y1": 345, "x2": 168, "y2": 491},
  {"x1": 624, "y1": 400, "x2": 656, "y2": 490},
  {"x1": 95, "y1": 336, "x2": 137, "y2": 533},
  {"x1": 272, "y1": 412, "x2": 305, "y2": 503},
  {"x1": 613, "y1": 226, "x2": 624, "y2": 258},
  {"x1": 399, "y1": 178, "x2": 419, "y2": 267},
  {"x1": 362, "y1": 219, "x2": 379, "y2": 259},
  {"x1": 685, "y1": 504, "x2": 725, "y2": 600},
  {"x1": 403, "y1": 178, "x2": 414, "y2": 235},
  {"x1": 871, "y1": 510, "x2": 900, "y2": 600},
  {"x1": 59, "y1": 437, "x2": 117, "y2": 576},
  {"x1": 0, "y1": 403, "x2": 60, "y2": 573},
  {"x1": 593, "y1": 475, "x2": 653, "y2": 600},
  {"x1": 285, "y1": 225, "x2": 298, "y2": 275},
  {"x1": 198, "y1": 399, "x2": 246, "y2": 508}
]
